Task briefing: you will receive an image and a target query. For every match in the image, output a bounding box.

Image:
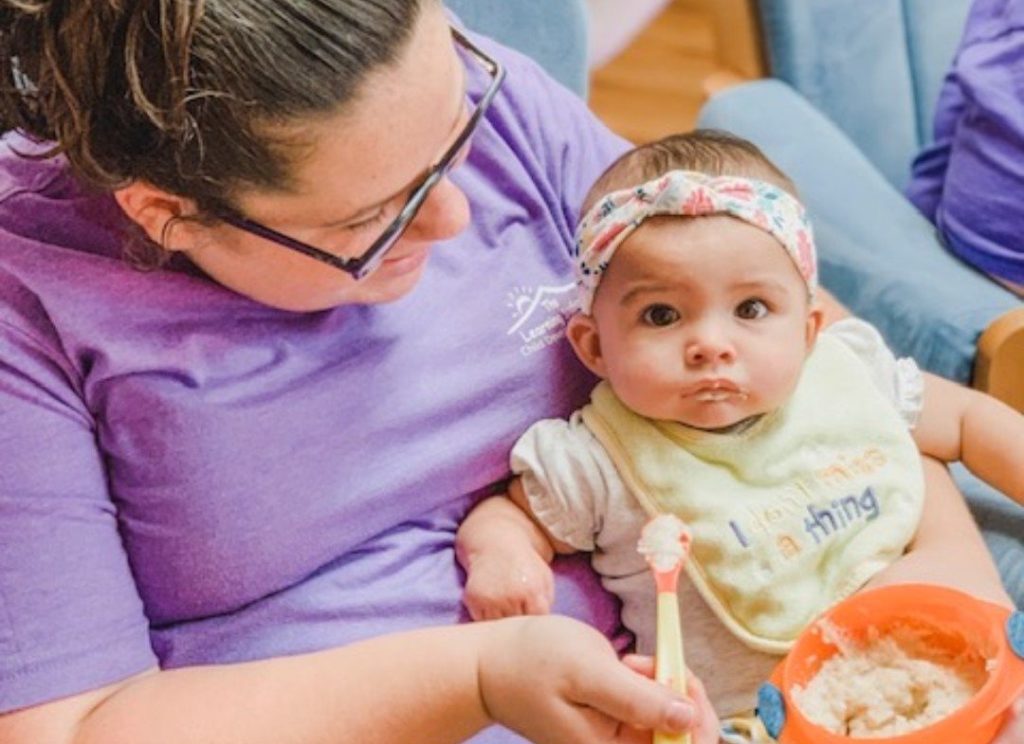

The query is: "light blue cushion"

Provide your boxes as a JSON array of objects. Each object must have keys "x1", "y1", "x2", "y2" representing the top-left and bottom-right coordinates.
[
  {"x1": 757, "y1": 0, "x2": 919, "y2": 187},
  {"x1": 756, "y1": 0, "x2": 971, "y2": 189},
  {"x1": 902, "y1": 0, "x2": 972, "y2": 145},
  {"x1": 445, "y1": 0, "x2": 588, "y2": 97},
  {"x1": 698, "y1": 80, "x2": 1021, "y2": 384}
]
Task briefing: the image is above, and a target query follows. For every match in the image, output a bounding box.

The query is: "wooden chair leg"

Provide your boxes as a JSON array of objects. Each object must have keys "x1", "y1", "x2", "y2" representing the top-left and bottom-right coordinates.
[{"x1": 974, "y1": 306, "x2": 1024, "y2": 413}]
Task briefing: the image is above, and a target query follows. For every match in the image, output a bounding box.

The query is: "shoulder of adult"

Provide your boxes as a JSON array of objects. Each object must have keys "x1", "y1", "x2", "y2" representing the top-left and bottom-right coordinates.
[
  {"x1": 958, "y1": 0, "x2": 1024, "y2": 46},
  {"x1": 0, "y1": 132, "x2": 71, "y2": 203}
]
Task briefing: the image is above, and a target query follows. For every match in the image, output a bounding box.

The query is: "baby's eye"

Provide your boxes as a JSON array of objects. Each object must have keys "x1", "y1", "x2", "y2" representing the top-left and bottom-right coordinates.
[
  {"x1": 641, "y1": 304, "x2": 680, "y2": 327},
  {"x1": 736, "y1": 298, "x2": 769, "y2": 320}
]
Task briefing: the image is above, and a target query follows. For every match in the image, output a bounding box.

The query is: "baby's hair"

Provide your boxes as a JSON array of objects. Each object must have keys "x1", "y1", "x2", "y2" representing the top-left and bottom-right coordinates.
[{"x1": 582, "y1": 129, "x2": 797, "y2": 217}]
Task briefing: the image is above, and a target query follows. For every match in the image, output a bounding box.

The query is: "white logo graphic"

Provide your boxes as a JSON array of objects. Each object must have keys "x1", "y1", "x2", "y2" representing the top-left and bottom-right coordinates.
[{"x1": 506, "y1": 283, "x2": 579, "y2": 356}]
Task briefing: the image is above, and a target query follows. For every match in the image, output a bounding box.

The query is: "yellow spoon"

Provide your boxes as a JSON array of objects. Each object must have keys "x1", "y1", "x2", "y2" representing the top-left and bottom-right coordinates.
[{"x1": 638, "y1": 514, "x2": 693, "y2": 744}]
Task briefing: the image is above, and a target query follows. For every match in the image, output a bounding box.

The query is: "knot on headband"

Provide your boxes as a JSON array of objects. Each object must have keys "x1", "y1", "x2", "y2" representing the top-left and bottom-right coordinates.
[{"x1": 573, "y1": 170, "x2": 817, "y2": 313}]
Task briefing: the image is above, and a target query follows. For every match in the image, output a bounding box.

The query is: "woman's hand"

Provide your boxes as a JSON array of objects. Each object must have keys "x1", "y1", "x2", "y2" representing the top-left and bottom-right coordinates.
[
  {"x1": 621, "y1": 653, "x2": 721, "y2": 744},
  {"x1": 478, "y1": 615, "x2": 718, "y2": 743}
]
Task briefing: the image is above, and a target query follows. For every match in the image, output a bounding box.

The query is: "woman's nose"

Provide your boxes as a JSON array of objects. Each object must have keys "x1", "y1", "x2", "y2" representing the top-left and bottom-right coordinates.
[{"x1": 404, "y1": 175, "x2": 471, "y2": 243}]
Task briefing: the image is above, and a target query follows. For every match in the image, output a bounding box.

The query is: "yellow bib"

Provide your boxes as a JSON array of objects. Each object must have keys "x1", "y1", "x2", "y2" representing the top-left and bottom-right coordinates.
[{"x1": 582, "y1": 335, "x2": 923, "y2": 654}]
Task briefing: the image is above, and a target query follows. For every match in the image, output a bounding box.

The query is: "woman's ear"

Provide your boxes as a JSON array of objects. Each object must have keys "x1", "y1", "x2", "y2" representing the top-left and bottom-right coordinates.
[
  {"x1": 113, "y1": 181, "x2": 201, "y2": 252},
  {"x1": 566, "y1": 313, "x2": 608, "y2": 378}
]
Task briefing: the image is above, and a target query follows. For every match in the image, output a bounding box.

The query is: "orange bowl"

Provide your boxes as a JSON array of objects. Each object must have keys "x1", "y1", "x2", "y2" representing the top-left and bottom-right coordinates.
[{"x1": 759, "y1": 584, "x2": 1024, "y2": 744}]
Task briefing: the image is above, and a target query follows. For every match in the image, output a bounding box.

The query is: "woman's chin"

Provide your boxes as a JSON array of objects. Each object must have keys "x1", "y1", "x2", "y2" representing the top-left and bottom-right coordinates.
[{"x1": 260, "y1": 252, "x2": 432, "y2": 311}]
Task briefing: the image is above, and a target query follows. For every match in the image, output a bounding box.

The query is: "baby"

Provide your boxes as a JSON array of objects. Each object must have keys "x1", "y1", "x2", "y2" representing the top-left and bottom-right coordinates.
[{"x1": 456, "y1": 130, "x2": 1024, "y2": 742}]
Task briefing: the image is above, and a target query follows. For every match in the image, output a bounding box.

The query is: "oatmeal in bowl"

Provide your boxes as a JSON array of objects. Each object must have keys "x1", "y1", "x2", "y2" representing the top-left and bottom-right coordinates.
[{"x1": 757, "y1": 584, "x2": 1024, "y2": 743}]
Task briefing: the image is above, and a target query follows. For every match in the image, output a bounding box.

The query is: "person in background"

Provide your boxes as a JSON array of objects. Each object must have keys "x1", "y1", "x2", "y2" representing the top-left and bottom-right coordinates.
[{"x1": 907, "y1": 0, "x2": 1024, "y2": 296}]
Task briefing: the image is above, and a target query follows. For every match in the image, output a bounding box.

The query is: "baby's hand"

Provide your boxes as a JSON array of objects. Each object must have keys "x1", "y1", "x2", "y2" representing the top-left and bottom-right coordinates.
[{"x1": 463, "y1": 547, "x2": 554, "y2": 621}]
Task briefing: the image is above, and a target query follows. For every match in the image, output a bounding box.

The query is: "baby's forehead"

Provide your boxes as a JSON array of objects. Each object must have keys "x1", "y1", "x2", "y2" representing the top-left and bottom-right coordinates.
[
  {"x1": 612, "y1": 217, "x2": 807, "y2": 284},
  {"x1": 574, "y1": 169, "x2": 817, "y2": 313},
  {"x1": 629, "y1": 212, "x2": 791, "y2": 255}
]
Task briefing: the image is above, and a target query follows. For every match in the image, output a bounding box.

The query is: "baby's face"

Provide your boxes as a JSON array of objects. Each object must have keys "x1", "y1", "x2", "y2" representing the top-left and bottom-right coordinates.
[{"x1": 585, "y1": 214, "x2": 821, "y2": 429}]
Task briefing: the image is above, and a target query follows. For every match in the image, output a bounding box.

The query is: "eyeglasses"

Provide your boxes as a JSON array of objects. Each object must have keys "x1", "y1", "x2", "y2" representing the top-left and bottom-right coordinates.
[{"x1": 215, "y1": 26, "x2": 506, "y2": 280}]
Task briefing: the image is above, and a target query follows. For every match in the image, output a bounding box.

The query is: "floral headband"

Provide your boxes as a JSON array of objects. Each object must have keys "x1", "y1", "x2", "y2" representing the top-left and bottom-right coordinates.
[{"x1": 573, "y1": 170, "x2": 817, "y2": 313}]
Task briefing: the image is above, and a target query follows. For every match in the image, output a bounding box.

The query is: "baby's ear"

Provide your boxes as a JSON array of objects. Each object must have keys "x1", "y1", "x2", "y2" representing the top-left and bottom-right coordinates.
[
  {"x1": 566, "y1": 313, "x2": 607, "y2": 378},
  {"x1": 805, "y1": 303, "x2": 825, "y2": 350}
]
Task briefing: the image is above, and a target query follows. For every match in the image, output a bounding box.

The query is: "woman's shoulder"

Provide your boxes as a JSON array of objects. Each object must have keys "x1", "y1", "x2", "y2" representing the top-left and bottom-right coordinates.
[
  {"x1": 0, "y1": 133, "x2": 68, "y2": 196},
  {"x1": 0, "y1": 132, "x2": 123, "y2": 254}
]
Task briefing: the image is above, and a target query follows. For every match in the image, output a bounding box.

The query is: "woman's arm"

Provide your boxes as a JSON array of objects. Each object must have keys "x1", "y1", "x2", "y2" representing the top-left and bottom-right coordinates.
[
  {"x1": 912, "y1": 372, "x2": 1024, "y2": 507},
  {"x1": 1, "y1": 616, "x2": 706, "y2": 744}
]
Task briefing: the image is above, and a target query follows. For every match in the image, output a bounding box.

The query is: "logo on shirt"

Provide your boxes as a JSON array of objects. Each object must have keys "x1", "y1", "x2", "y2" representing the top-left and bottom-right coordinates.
[{"x1": 506, "y1": 283, "x2": 579, "y2": 356}]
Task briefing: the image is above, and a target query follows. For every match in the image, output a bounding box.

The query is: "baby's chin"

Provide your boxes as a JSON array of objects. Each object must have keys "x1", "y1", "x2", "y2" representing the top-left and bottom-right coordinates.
[{"x1": 674, "y1": 403, "x2": 763, "y2": 432}]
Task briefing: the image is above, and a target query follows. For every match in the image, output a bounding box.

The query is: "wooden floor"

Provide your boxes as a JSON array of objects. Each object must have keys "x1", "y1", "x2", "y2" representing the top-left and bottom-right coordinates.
[{"x1": 588, "y1": 1, "x2": 720, "y2": 144}]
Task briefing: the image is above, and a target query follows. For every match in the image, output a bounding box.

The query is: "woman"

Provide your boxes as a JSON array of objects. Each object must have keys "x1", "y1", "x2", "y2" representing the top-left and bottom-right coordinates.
[
  {"x1": 0, "y1": 1, "x2": 1015, "y2": 742},
  {"x1": 0, "y1": 1, "x2": 713, "y2": 741}
]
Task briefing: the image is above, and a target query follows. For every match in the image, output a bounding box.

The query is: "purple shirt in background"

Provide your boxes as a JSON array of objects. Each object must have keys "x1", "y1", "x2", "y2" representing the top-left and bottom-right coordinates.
[
  {"x1": 0, "y1": 30, "x2": 629, "y2": 740},
  {"x1": 907, "y1": 0, "x2": 1024, "y2": 283}
]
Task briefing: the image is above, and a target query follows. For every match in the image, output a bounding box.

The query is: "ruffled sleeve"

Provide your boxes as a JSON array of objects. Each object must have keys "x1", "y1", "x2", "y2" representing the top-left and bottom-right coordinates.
[
  {"x1": 824, "y1": 318, "x2": 924, "y2": 429},
  {"x1": 510, "y1": 411, "x2": 626, "y2": 551}
]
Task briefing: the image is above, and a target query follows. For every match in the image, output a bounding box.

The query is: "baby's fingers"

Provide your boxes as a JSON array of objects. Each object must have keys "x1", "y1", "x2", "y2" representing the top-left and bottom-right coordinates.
[{"x1": 519, "y1": 583, "x2": 554, "y2": 615}]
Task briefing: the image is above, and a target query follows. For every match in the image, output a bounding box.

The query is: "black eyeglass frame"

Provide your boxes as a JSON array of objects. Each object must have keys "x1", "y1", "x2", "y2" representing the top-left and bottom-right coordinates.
[{"x1": 215, "y1": 27, "x2": 506, "y2": 280}]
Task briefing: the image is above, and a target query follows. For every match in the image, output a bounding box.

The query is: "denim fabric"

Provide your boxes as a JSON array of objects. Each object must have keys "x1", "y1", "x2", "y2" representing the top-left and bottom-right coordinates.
[{"x1": 954, "y1": 464, "x2": 1024, "y2": 608}]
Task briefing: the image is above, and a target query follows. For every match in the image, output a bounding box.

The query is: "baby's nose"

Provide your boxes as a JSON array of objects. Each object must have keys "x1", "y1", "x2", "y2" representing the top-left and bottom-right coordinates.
[{"x1": 684, "y1": 333, "x2": 736, "y2": 366}]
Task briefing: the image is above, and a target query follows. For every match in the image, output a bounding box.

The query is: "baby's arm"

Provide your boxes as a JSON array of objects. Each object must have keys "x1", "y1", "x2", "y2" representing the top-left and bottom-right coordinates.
[
  {"x1": 456, "y1": 479, "x2": 575, "y2": 620},
  {"x1": 911, "y1": 372, "x2": 1024, "y2": 506}
]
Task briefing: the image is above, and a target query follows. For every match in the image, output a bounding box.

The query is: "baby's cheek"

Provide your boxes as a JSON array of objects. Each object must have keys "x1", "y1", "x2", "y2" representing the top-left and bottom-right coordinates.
[{"x1": 754, "y1": 360, "x2": 804, "y2": 407}]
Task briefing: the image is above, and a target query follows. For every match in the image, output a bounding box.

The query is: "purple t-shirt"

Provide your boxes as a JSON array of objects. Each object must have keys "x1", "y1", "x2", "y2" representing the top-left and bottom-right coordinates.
[
  {"x1": 0, "y1": 30, "x2": 629, "y2": 738},
  {"x1": 906, "y1": 0, "x2": 1024, "y2": 283}
]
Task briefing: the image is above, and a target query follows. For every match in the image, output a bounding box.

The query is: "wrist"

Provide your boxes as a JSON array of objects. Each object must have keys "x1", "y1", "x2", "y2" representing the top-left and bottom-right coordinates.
[
  {"x1": 475, "y1": 617, "x2": 529, "y2": 727},
  {"x1": 462, "y1": 531, "x2": 550, "y2": 573}
]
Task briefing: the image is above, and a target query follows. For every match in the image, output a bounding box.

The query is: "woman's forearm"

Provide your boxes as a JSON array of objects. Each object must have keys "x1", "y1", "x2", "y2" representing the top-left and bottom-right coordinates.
[{"x1": 71, "y1": 624, "x2": 493, "y2": 744}]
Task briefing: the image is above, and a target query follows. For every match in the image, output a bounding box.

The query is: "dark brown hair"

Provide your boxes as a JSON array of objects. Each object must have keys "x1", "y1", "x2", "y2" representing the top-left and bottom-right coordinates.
[
  {"x1": 0, "y1": 0, "x2": 429, "y2": 259},
  {"x1": 582, "y1": 129, "x2": 797, "y2": 217}
]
